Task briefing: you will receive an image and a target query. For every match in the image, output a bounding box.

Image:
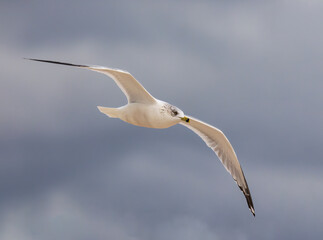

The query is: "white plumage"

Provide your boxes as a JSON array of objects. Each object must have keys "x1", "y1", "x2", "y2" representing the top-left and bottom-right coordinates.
[{"x1": 27, "y1": 58, "x2": 255, "y2": 216}]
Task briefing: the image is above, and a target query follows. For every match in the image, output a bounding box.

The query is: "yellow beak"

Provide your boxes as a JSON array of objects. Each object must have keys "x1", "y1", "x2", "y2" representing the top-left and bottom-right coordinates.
[{"x1": 181, "y1": 116, "x2": 190, "y2": 123}]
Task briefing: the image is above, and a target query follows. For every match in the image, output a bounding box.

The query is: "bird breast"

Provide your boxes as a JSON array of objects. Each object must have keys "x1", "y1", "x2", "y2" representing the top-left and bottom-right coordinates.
[{"x1": 118, "y1": 102, "x2": 179, "y2": 129}]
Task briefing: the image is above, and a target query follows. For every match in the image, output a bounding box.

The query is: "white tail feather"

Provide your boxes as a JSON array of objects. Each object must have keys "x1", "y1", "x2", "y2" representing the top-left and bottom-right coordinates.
[{"x1": 97, "y1": 106, "x2": 120, "y2": 118}]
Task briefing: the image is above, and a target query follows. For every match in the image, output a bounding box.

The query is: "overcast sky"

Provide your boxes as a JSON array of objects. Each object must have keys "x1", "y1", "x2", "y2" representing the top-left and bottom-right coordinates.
[{"x1": 1, "y1": 0, "x2": 322, "y2": 239}]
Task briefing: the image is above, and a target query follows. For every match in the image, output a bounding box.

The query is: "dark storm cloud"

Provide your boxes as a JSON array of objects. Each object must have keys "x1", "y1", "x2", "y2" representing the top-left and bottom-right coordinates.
[{"x1": 1, "y1": 0, "x2": 323, "y2": 239}]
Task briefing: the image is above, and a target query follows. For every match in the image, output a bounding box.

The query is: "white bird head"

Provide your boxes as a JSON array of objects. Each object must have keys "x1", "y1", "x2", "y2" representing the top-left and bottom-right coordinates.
[{"x1": 165, "y1": 104, "x2": 190, "y2": 123}]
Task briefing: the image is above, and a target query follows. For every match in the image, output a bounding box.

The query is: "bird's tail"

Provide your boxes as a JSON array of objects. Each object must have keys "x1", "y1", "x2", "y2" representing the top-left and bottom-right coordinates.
[{"x1": 97, "y1": 106, "x2": 120, "y2": 118}]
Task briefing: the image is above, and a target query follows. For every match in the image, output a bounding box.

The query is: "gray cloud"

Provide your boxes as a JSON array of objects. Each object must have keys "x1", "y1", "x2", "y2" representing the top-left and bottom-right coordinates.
[{"x1": 1, "y1": 0, "x2": 323, "y2": 239}]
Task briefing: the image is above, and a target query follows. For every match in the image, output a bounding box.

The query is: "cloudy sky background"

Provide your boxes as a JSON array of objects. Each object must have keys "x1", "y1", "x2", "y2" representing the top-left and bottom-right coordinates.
[{"x1": 1, "y1": 0, "x2": 322, "y2": 239}]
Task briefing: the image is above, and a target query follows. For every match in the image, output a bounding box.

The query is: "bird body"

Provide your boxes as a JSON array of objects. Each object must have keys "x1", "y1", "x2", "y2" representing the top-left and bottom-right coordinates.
[
  {"x1": 98, "y1": 100, "x2": 182, "y2": 129},
  {"x1": 27, "y1": 58, "x2": 255, "y2": 216}
]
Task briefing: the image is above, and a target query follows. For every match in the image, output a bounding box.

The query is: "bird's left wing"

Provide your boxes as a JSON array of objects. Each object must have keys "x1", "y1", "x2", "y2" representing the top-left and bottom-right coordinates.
[
  {"x1": 26, "y1": 59, "x2": 156, "y2": 104},
  {"x1": 180, "y1": 116, "x2": 255, "y2": 216}
]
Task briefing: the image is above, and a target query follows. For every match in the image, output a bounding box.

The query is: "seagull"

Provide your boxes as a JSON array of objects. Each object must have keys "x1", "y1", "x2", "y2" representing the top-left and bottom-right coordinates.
[{"x1": 27, "y1": 58, "x2": 255, "y2": 216}]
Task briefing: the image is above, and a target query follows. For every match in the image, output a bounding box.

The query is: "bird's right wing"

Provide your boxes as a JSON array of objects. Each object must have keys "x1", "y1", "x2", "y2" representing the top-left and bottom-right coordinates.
[
  {"x1": 180, "y1": 116, "x2": 255, "y2": 216},
  {"x1": 26, "y1": 59, "x2": 157, "y2": 104}
]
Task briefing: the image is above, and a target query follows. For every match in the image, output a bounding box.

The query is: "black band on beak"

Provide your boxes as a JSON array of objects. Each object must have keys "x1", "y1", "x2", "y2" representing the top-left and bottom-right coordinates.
[{"x1": 181, "y1": 117, "x2": 190, "y2": 123}]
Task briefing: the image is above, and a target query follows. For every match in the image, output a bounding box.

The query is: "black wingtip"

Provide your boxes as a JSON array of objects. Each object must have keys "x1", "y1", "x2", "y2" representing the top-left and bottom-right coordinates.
[
  {"x1": 25, "y1": 58, "x2": 89, "y2": 68},
  {"x1": 247, "y1": 192, "x2": 256, "y2": 217},
  {"x1": 238, "y1": 170, "x2": 255, "y2": 217}
]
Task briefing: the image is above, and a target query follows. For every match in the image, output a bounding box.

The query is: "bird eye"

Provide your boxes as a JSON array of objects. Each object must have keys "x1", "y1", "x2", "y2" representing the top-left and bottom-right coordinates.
[{"x1": 170, "y1": 106, "x2": 178, "y2": 116}]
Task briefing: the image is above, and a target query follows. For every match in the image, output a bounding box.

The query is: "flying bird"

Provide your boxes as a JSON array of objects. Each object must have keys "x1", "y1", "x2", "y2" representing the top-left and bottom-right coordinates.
[{"x1": 27, "y1": 58, "x2": 255, "y2": 216}]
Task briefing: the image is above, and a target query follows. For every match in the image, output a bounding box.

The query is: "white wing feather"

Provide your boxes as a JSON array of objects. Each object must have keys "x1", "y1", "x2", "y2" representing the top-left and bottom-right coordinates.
[
  {"x1": 25, "y1": 59, "x2": 156, "y2": 104},
  {"x1": 180, "y1": 116, "x2": 255, "y2": 216},
  {"x1": 86, "y1": 66, "x2": 156, "y2": 104}
]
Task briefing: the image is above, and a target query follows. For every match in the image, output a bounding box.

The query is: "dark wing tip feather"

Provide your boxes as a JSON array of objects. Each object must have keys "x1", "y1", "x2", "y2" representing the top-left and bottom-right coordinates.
[
  {"x1": 238, "y1": 169, "x2": 255, "y2": 217},
  {"x1": 238, "y1": 185, "x2": 255, "y2": 217},
  {"x1": 244, "y1": 189, "x2": 255, "y2": 217},
  {"x1": 25, "y1": 58, "x2": 89, "y2": 68}
]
